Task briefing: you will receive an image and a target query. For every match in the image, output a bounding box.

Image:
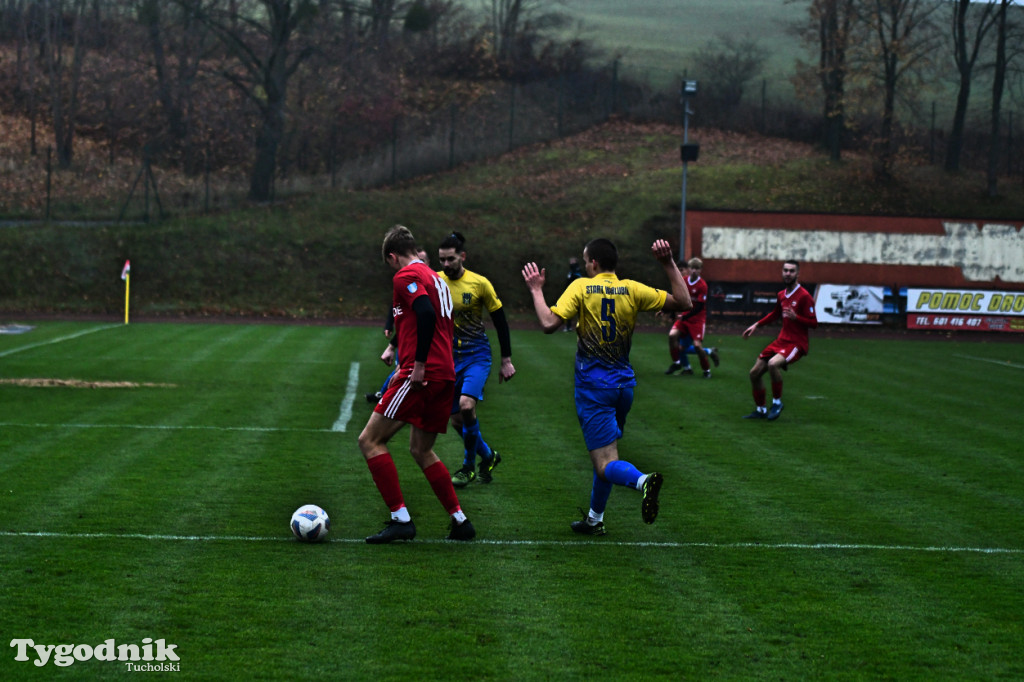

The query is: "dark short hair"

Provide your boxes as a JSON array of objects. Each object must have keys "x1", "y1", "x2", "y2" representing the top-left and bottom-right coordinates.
[
  {"x1": 783, "y1": 260, "x2": 800, "y2": 270},
  {"x1": 439, "y1": 231, "x2": 466, "y2": 252},
  {"x1": 382, "y1": 225, "x2": 418, "y2": 263},
  {"x1": 584, "y1": 238, "x2": 618, "y2": 271}
]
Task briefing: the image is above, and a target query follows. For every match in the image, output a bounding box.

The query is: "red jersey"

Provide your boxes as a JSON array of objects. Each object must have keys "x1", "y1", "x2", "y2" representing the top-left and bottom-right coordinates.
[
  {"x1": 683, "y1": 275, "x2": 708, "y2": 325},
  {"x1": 391, "y1": 260, "x2": 456, "y2": 382},
  {"x1": 757, "y1": 284, "x2": 818, "y2": 354}
]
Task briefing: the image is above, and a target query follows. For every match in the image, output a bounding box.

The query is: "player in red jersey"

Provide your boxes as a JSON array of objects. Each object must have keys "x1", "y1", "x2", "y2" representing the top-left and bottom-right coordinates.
[
  {"x1": 664, "y1": 257, "x2": 720, "y2": 378},
  {"x1": 741, "y1": 260, "x2": 818, "y2": 421},
  {"x1": 358, "y1": 225, "x2": 475, "y2": 543}
]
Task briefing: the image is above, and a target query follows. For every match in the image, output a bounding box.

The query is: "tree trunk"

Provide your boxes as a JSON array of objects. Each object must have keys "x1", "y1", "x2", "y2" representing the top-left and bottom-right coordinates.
[{"x1": 986, "y1": 0, "x2": 1009, "y2": 197}]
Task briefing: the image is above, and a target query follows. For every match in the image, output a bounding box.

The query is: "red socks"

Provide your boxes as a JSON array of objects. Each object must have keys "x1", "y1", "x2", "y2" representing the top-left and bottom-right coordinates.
[
  {"x1": 368, "y1": 454, "x2": 462, "y2": 516},
  {"x1": 367, "y1": 453, "x2": 405, "y2": 512},
  {"x1": 423, "y1": 461, "x2": 461, "y2": 515}
]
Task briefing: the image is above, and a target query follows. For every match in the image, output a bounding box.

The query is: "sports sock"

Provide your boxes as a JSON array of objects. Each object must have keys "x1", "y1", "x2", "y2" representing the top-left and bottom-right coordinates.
[
  {"x1": 753, "y1": 387, "x2": 767, "y2": 408},
  {"x1": 772, "y1": 381, "x2": 783, "y2": 400},
  {"x1": 367, "y1": 453, "x2": 405, "y2": 512},
  {"x1": 670, "y1": 345, "x2": 680, "y2": 362},
  {"x1": 423, "y1": 460, "x2": 461, "y2": 515},
  {"x1": 603, "y1": 460, "x2": 642, "y2": 489},
  {"x1": 475, "y1": 433, "x2": 493, "y2": 458},
  {"x1": 462, "y1": 417, "x2": 481, "y2": 467},
  {"x1": 589, "y1": 471, "x2": 613, "y2": 515}
]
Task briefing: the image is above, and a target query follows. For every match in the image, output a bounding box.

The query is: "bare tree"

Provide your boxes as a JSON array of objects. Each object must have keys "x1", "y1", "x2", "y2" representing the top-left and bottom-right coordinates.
[
  {"x1": 181, "y1": 0, "x2": 320, "y2": 201},
  {"x1": 986, "y1": 0, "x2": 1020, "y2": 196},
  {"x1": 41, "y1": 0, "x2": 90, "y2": 168},
  {"x1": 136, "y1": 0, "x2": 213, "y2": 170},
  {"x1": 692, "y1": 33, "x2": 769, "y2": 119},
  {"x1": 817, "y1": 0, "x2": 857, "y2": 160},
  {"x1": 855, "y1": 0, "x2": 942, "y2": 179},
  {"x1": 946, "y1": 0, "x2": 998, "y2": 172},
  {"x1": 485, "y1": 0, "x2": 566, "y2": 68}
]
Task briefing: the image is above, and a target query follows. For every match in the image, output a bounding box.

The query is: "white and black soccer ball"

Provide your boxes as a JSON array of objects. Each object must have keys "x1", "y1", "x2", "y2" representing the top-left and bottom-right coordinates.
[{"x1": 290, "y1": 505, "x2": 330, "y2": 542}]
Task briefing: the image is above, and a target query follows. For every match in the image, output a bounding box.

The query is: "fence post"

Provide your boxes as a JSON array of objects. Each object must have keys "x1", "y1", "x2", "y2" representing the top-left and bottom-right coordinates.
[
  {"x1": 929, "y1": 101, "x2": 936, "y2": 165},
  {"x1": 391, "y1": 117, "x2": 398, "y2": 185},
  {"x1": 204, "y1": 141, "x2": 211, "y2": 213},
  {"x1": 611, "y1": 59, "x2": 619, "y2": 116},
  {"x1": 557, "y1": 72, "x2": 565, "y2": 138},
  {"x1": 329, "y1": 124, "x2": 337, "y2": 189},
  {"x1": 449, "y1": 104, "x2": 457, "y2": 170},
  {"x1": 45, "y1": 145, "x2": 52, "y2": 221},
  {"x1": 760, "y1": 79, "x2": 767, "y2": 134},
  {"x1": 508, "y1": 85, "x2": 516, "y2": 152},
  {"x1": 1007, "y1": 110, "x2": 1013, "y2": 176}
]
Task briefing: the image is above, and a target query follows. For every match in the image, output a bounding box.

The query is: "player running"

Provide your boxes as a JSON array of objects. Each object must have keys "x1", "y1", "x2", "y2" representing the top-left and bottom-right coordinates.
[
  {"x1": 522, "y1": 238, "x2": 691, "y2": 536},
  {"x1": 741, "y1": 259, "x2": 818, "y2": 421},
  {"x1": 664, "y1": 257, "x2": 720, "y2": 378},
  {"x1": 437, "y1": 232, "x2": 516, "y2": 487}
]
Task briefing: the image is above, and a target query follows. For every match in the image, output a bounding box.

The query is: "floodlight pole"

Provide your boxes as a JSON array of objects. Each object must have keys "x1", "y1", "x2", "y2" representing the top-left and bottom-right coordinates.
[{"x1": 679, "y1": 80, "x2": 698, "y2": 263}]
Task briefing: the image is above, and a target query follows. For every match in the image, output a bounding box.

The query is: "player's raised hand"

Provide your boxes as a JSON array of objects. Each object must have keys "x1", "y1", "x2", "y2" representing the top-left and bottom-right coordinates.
[
  {"x1": 521, "y1": 262, "x2": 546, "y2": 290},
  {"x1": 651, "y1": 239, "x2": 674, "y2": 264}
]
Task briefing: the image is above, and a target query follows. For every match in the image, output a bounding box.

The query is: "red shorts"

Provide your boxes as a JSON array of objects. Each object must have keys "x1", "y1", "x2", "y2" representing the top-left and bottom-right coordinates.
[
  {"x1": 375, "y1": 378, "x2": 454, "y2": 433},
  {"x1": 759, "y1": 340, "x2": 806, "y2": 366},
  {"x1": 672, "y1": 317, "x2": 705, "y2": 342}
]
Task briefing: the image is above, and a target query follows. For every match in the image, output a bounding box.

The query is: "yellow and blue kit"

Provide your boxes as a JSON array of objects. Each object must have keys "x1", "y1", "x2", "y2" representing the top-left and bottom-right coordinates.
[{"x1": 551, "y1": 272, "x2": 667, "y2": 389}]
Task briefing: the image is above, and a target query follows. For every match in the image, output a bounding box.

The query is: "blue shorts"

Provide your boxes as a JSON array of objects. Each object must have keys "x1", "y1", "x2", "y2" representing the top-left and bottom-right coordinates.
[
  {"x1": 575, "y1": 385, "x2": 634, "y2": 451},
  {"x1": 451, "y1": 355, "x2": 492, "y2": 413}
]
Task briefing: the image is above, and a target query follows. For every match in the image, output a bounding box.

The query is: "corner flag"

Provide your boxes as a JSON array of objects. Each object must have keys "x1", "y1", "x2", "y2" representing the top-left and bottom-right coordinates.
[{"x1": 121, "y1": 260, "x2": 131, "y2": 324}]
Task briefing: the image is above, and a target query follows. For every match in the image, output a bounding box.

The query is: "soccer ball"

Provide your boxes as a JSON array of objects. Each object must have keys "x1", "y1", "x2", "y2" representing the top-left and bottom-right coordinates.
[{"x1": 290, "y1": 505, "x2": 330, "y2": 542}]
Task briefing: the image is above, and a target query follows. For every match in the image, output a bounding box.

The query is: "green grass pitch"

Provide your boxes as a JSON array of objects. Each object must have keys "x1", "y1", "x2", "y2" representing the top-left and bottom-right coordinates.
[{"x1": 1, "y1": 321, "x2": 1022, "y2": 680}]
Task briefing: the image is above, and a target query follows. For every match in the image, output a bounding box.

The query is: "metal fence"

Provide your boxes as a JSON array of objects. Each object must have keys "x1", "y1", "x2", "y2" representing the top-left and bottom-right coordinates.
[{"x1": 5, "y1": 62, "x2": 1022, "y2": 224}]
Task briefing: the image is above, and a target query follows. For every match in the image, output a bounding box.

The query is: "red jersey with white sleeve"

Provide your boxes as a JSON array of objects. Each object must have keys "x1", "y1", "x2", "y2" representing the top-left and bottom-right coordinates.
[
  {"x1": 756, "y1": 284, "x2": 818, "y2": 354},
  {"x1": 391, "y1": 260, "x2": 456, "y2": 382}
]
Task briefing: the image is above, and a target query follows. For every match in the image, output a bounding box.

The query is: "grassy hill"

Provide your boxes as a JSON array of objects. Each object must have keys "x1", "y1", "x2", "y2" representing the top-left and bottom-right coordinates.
[
  {"x1": 561, "y1": 0, "x2": 806, "y2": 93},
  {"x1": 2, "y1": 120, "x2": 1022, "y2": 320}
]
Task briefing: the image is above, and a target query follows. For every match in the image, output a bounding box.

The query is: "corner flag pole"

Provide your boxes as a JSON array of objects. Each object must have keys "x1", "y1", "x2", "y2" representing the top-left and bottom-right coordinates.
[{"x1": 121, "y1": 260, "x2": 131, "y2": 324}]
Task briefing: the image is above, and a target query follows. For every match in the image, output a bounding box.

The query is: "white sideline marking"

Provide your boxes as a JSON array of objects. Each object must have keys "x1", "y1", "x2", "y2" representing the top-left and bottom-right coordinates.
[
  {"x1": 953, "y1": 354, "x2": 1024, "y2": 370},
  {"x1": 0, "y1": 422, "x2": 334, "y2": 434},
  {"x1": 0, "y1": 324, "x2": 120, "y2": 358},
  {"x1": 1, "y1": 531, "x2": 1020, "y2": 554},
  {"x1": 331, "y1": 362, "x2": 360, "y2": 432}
]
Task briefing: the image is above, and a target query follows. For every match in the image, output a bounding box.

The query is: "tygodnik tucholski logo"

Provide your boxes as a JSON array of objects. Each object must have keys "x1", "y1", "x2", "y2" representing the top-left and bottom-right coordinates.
[{"x1": 10, "y1": 637, "x2": 180, "y2": 670}]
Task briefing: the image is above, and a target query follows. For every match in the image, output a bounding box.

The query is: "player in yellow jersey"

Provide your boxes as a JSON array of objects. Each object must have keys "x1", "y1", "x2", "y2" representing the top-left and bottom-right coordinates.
[
  {"x1": 522, "y1": 238, "x2": 691, "y2": 535},
  {"x1": 437, "y1": 232, "x2": 516, "y2": 487}
]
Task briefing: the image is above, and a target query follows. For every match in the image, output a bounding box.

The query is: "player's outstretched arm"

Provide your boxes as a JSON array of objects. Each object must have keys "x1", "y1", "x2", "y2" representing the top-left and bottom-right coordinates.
[
  {"x1": 522, "y1": 262, "x2": 564, "y2": 334},
  {"x1": 651, "y1": 239, "x2": 692, "y2": 312}
]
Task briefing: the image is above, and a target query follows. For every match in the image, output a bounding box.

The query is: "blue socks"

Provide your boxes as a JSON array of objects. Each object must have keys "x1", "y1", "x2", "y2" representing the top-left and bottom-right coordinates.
[
  {"x1": 589, "y1": 471, "x2": 613, "y2": 515},
  {"x1": 461, "y1": 417, "x2": 493, "y2": 469},
  {"x1": 589, "y1": 461, "x2": 644, "y2": 515},
  {"x1": 604, "y1": 460, "x2": 643, "y2": 489}
]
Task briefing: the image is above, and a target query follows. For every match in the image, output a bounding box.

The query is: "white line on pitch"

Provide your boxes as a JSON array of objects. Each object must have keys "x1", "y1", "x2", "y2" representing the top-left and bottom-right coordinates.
[
  {"x1": 0, "y1": 324, "x2": 121, "y2": 358},
  {"x1": 952, "y1": 354, "x2": 1024, "y2": 370},
  {"x1": 2, "y1": 531, "x2": 1020, "y2": 555},
  {"x1": 331, "y1": 362, "x2": 360, "y2": 432},
  {"x1": 0, "y1": 422, "x2": 334, "y2": 434}
]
